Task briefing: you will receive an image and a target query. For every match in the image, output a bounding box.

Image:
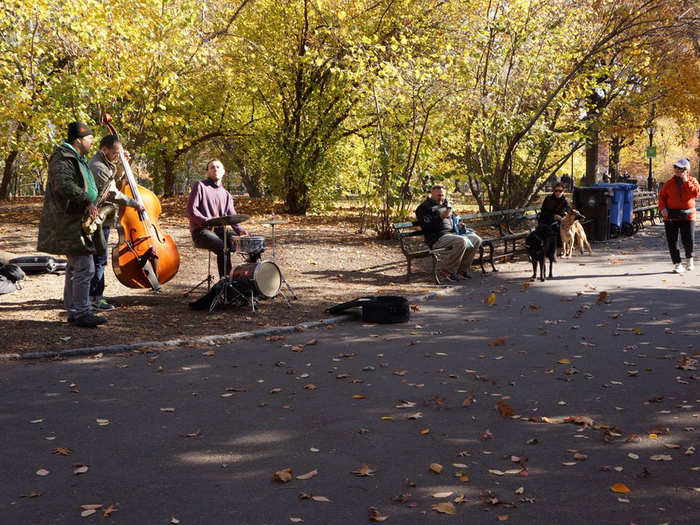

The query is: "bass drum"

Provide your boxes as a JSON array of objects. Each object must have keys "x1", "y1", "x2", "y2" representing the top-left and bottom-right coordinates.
[{"x1": 229, "y1": 260, "x2": 281, "y2": 299}]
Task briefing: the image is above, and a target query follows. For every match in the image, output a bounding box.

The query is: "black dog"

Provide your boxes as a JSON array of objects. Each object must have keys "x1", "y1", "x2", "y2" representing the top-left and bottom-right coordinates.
[{"x1": 525, "y1": 223, "x2": 557, "y2": 281}]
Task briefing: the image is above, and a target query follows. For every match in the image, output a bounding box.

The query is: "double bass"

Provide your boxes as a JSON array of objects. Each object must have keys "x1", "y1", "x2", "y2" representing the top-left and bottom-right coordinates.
[{"x1": 102, "y1": 114, "x2": 180, "y2": 291}]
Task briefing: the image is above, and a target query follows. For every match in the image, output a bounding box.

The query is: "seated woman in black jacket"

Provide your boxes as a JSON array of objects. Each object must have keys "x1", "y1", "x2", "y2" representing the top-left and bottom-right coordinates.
[
  {"x1": 540, "y1": 182, "x2": 569, "y2": 225},
  {"x1": 539, "y1": 182, "x2": 570, "y2": 247}
]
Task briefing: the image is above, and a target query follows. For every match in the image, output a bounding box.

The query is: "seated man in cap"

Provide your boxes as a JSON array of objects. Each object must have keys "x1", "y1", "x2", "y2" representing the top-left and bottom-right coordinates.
[
  {"x1": 415, "y1": 185, "x2": 482, "y2": 281},
  {"x1": 37, "y1": 121, "x2": 107, "y2": 328},
  {"x1": 187, "y1": 159, "x2": 248, "y2": 278}
]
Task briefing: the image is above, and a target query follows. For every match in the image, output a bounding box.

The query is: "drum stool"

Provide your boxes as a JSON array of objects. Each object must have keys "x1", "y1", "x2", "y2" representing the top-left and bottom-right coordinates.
[{"x1": 184, "y1": 248, "x2": 214, "y2": 296}]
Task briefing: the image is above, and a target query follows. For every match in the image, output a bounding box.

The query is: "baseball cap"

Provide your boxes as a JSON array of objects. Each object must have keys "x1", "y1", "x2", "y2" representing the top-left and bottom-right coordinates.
[{"x1": 673, "y1": 158, "x2": 690, "y2": 170}]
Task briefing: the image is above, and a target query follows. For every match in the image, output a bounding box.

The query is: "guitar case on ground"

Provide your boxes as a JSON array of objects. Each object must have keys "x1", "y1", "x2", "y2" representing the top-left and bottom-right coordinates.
[
  {"x1": 10, "y1": 256, "x2": 67, "y2": 274},
  {"x1": 327, "y1": 296, "x2": 410, "y2": 324}
]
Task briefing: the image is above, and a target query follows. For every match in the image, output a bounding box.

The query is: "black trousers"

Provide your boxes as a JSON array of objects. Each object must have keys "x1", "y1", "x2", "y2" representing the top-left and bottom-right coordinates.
[
  {"x1": 664, "y1": 220, "x2": 695, "y2": 264},
  {"x1": 193, "y1": 228, "x2": 237, "y2": 277}
]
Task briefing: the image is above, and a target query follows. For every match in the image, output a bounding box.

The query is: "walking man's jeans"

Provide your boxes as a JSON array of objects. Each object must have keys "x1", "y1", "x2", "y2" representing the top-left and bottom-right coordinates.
[
  {"x1": 90, "y1": 225, "x2": 110, "y2": 300},
  {"x1": 65, "y1": 254, "x2": 95, "y2": 319},
  {"x1": 193, "y1": 227, "x2": 237, "y2": 277},
  {"x1": 664, "y1": 220, "x2": 695, "y2": 264}
]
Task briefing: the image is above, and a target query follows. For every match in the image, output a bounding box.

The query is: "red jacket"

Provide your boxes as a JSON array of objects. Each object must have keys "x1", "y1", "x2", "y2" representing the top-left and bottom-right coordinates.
[{"x1": 658, "y1": 176, "x2": 699, "y2": 221}]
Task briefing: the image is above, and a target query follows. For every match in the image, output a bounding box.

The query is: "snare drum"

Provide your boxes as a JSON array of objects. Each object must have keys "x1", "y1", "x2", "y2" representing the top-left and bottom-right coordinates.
[
  {"x1": 236, "y1": 235, "x2": 265, "y2": 253},
  {"x1": 229, "y1": 260, "x2": 281, "y2": 299}
]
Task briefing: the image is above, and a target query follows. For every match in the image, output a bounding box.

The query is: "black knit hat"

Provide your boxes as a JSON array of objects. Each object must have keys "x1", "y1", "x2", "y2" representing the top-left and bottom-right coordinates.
[{"x1": 67, "y1": 121, "x2": 93, "y2": 142}]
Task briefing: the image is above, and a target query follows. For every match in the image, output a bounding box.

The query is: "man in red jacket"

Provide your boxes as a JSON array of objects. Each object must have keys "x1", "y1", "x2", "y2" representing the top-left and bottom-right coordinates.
[{"x1": 658, "y1": 158, "x2": 699, "y2": 273}]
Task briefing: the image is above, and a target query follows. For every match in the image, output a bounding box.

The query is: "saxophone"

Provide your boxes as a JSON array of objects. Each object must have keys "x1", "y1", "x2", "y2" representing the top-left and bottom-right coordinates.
[{"x1": 82, "y1": 180, "x2": 116, "y2": 236}]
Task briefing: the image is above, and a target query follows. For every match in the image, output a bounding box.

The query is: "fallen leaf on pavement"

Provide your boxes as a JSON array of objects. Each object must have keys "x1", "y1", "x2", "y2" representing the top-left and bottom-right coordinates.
[
  {"x1": 430, "y1": 463, "x2": 444, "y2": 474},
  {"x1": 650, "y1": 455, "x2": 672, "y2": 461},
  {"x1": 296, "y1": 469, "x2": 318, "y2": 480},
  {"x1": 73, "y1": 464, "x2": 89, "y2": 475},
  {"x1": 53, "y1": 447, "x2": 72, "y2": 456},
  {"x1": 489, "y1": 337, "x2": 506, "y2": 347},
  {"x1": 496, "y1": 400, "x2": 514, "y2": 418},
  {"x1": 353, "y1": 464, "x2": 376, "y2": 477},
  {"x1": 35, "y1": 469, "x2": 49, "y2": 476},
  {"x1": 432, "y1": 491, "x2": 453, "y2": 498},
  {"x1": 610, "y1": 483, "x2": 630, "y2": 493},
  {"x1": 432, "y1": 502, "x2": 457, "y2": 514},
  {"x1": 485, "y1": 293, "x2": 496, "y2": 306},
  {"x1": 273, "y1": 468, "x2": 293, "y2": 482},
  {"x1": 311, "y1": 496, "x2": 331, "y2": 502},
  {"x1": 368, "y1": 506, "x2": 389, "y2": 521}
]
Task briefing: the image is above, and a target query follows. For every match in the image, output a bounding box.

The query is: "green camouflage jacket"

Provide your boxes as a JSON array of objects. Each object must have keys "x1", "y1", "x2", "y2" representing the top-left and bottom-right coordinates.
[{"x1": 37, "y1": 144, "x2": 96, "y2": 255}]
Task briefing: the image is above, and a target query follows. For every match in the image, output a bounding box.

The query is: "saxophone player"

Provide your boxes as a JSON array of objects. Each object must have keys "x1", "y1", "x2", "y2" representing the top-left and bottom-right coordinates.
[
  {"x1": 88, "y1": 135, "x2": 144, "y2": 310},
  {"x1": 37, "y1": 122, "x2": 105, "y2": 327}
]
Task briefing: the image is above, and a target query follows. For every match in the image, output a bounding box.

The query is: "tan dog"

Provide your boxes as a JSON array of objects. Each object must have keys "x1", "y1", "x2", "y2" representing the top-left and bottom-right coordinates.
[{"x1": 560, "y1": 209, "x2": 592, "y2": 257}]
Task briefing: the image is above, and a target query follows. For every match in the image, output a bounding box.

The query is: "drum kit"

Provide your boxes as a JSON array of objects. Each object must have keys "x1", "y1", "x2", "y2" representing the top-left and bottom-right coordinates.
[{"x1": 200, "y1": 214, "x2": 297, "y2": 313}]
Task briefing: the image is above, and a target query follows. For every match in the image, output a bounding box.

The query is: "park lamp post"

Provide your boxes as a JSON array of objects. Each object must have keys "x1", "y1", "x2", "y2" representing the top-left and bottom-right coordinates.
[{"x1": 646, "y1": 123, "x2": 656, "y2": 190}]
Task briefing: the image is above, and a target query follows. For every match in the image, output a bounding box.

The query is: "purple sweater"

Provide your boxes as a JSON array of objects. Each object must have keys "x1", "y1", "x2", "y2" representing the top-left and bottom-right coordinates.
[{"x1": 186, "y1": 178, "x2": 246, "y2": 235}]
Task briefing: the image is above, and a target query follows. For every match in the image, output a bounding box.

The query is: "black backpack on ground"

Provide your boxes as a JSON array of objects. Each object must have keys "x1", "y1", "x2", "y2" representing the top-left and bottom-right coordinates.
[{"x1": 0, "y1": 262, "x2": 25, "y2": 295}]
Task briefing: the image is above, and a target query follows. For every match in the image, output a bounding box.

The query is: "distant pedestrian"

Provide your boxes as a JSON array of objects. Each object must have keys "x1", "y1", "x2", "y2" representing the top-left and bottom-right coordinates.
[{"x1": 658, "y1": 158, "x2": 698, "y2": 273}]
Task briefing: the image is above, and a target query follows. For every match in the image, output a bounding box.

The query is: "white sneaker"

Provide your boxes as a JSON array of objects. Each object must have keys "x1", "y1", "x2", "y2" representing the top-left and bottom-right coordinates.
[
  {"x1": 673, "y1": 263, "x2": 685, "y2": 274},
  {"x1": 686, "y1": 258, "x2": 694, "y2": 272}
]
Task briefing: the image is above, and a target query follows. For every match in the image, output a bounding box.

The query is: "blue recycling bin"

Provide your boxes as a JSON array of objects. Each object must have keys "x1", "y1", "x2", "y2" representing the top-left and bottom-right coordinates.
[{"x1": 595, "y1": 183, "x2": 637, "y2": 237}]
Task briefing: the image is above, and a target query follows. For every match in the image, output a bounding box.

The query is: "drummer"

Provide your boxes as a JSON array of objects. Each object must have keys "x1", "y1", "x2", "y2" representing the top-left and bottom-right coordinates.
[{"x1": 187, "y1": 159, "x2": 248, "y2": 277}]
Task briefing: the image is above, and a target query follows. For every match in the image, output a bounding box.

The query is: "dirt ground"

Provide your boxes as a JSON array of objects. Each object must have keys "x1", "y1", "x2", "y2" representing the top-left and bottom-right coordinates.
[{"x1": 0, "y1": 197, "x2": 445, "y2": 354}]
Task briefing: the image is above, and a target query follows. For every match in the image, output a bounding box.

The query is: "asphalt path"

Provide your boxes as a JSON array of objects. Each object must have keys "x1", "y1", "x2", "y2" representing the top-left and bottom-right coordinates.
[{"x1": 1, "y1": 222, "x2": 698, "y2": 525}]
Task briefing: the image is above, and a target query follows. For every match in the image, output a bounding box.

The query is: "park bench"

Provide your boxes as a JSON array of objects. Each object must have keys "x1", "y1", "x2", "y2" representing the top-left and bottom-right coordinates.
[
  {"x1": 393, "y1": 206, "x2": 538, "y2": 283},
  {"x1": 458, "y1": 206, "x2": 539, "y2": 272},
  {"x1": 633, "y1": 190, "x2": 659, "y2": 229},
  {"x1": 392, "y1": 221, "x2": 456, "y2": 284}
]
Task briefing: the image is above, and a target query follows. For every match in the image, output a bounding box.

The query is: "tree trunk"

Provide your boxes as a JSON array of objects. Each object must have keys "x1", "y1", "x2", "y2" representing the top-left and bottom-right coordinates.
[
  {"x1": 608, "y1": 136, "x2": 622, "y2": 181},
  {"x1": 239, "y1": 167, "x2": 263, "y2": 199},
  {"x1": 584, "y1": 130, "x2": 599, "y2": 186},
  {"x1": 284, "y1": 181, "x2": 310, "y2": 214},
  {"x1": 0, "y1": 150, "x2": 19, "y2": 200},
  {"x1": 162, "y1": 155, "x2": 176, "y2": 197}
]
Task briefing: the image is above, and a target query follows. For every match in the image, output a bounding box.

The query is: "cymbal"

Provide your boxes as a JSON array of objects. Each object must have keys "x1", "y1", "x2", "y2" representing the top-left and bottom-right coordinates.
[
  {"x1": 204, "y1": 214, "x2": 250, "y2": 227},
  {"x1": 262, "y1": 219, "x2": 287, "y2": 225}
]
